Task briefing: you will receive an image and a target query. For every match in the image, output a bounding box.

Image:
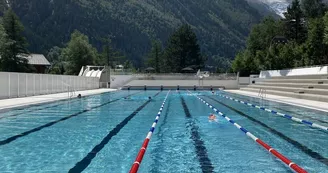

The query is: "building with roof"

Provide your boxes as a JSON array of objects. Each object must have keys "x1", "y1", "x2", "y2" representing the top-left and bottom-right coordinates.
[
  {"x1": 1, "y1": 54, "x2": 51, "y2": 73},
  {"x1": 24, "y1": 54, "x2": 51, "y2": 73}
]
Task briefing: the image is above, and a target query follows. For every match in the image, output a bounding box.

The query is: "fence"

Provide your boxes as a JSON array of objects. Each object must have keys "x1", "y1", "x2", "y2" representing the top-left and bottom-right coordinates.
[{"x1": 0, "y1": 72, "x2": 99, "y2": 99}]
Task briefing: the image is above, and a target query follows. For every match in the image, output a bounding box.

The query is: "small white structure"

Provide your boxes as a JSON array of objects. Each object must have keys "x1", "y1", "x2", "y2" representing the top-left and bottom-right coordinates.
[
  {"x1": 196, "y1": 69, "x2": 210, "y2": 79},
  {"x1": 79, "y1": 66, "x2": 110, "y2": 88},
  {"x1": 196, "y1": 70, "x2": 210, "y2": 88}
]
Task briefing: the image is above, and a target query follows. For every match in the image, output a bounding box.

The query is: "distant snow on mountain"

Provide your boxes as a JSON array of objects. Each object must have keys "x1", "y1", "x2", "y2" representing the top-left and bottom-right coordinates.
[
  {"x1": 267, "y1": 1, "x2": 289, "y2": 17},
  {"x1": 253, "y1": 0, "x2": 291, "y2": 17},
  {"x1": 5, "y1": 0, "x2": 10, "y2": 7}
]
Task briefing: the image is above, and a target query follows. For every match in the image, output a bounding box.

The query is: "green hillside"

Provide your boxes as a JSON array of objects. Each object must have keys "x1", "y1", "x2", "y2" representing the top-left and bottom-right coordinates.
[{"x1": 6, "y1": 0, "x2": 269, "y2": 67}]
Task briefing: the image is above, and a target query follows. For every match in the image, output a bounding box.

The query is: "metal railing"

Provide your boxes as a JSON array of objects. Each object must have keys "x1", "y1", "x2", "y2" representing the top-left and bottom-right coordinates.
[{"x1": 258, "y1": 88, "x2": 267, "y2": 99}]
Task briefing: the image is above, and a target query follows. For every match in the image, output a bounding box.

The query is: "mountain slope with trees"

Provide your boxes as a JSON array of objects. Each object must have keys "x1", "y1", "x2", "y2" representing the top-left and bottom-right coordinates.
[
  {"x1": 232, "y1": 0, "x2": 328, "y2": 76},
  {"x1": 1, "y1": 0, "x2": 273, "y2": 68}
]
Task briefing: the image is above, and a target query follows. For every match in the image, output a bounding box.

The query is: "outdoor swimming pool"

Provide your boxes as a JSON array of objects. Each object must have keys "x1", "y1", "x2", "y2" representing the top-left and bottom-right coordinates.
[{"x1": 0, "y1": 90, "x2": 327, "y2": 173}]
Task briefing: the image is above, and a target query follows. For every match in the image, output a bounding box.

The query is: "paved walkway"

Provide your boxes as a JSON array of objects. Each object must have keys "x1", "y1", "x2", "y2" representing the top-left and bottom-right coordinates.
[
  {"x1": 0, "y1": 89, "x2": 116, "y2": 110},
  {"x1": 226, "y1": 90, "x2": 328, "y2": 112}
]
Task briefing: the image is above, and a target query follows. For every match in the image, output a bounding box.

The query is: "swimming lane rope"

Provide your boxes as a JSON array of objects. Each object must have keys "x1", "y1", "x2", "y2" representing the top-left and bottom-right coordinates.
[
  {"x1": 218, "y1": 93, "x2": 328, "y2": 131},
  {"x1": 129, "y1": 90, "x2": 171, "y2": 173},
  {"x1": 189, "y1": 90, "x2": 307, "y2": 173}
]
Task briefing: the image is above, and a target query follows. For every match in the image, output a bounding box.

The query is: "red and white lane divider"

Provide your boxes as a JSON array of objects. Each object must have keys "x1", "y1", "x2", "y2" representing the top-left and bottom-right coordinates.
[
  {"x1": 129, "y1": 90, "x2": 171, "y2": 173},
  {"x1": 188, "y1": 91, "x2": 307, "y2": 173}
]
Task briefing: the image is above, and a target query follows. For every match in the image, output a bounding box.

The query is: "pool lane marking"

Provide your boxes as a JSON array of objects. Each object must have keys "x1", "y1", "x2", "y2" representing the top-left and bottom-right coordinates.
[
  {"x1": 0, "y1": 92, "x2": 141, "y2": 146},
  {"x1": 0, "y1": 91, "x2": 117, "y2": 120},
  {"x1": 219, "y1": 93, "x2": 328, "y2": 131},
  {"x1": 69, "y1": 91, "x2": 162, "y2": 173},
  {"x1": 188, "y1": 91, "x2": 308, "y2": 173},
  {"x1": 180, "y1": 96, "x2": 215, "y2": 173},
  {"x1": 206, "y1": 96, "x2": 328, "y2": 166},
  {"x1": 129, "y1": 91, "x2": 170, "y2": 173}
]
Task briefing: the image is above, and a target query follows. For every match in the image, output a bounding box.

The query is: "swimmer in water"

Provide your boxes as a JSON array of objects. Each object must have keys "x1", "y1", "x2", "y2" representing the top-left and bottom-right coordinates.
[
  {"x1": 77, "y1": 94, "x2": 82, "y2": 98},
  {"x1": 208, "y1": 114, "x2": 217, "y2": 122},
  {"x1": 148, "y1": 96, "x2": 152, "y2": 100}
]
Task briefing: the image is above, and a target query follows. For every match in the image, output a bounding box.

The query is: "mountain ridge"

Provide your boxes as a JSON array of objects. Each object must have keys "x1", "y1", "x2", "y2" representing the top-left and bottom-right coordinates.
[{"x1": 2, "y1": 0, "x2": 274, "y2": 67}]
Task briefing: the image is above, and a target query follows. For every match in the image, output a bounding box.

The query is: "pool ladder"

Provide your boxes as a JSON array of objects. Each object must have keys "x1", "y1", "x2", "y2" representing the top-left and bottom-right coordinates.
[
  {"x1": 68, "y1": 86, "x2": 76, "y2": 98},
  {"x1": 258, "y1": 88, "x2": 267, "y2": 99}
]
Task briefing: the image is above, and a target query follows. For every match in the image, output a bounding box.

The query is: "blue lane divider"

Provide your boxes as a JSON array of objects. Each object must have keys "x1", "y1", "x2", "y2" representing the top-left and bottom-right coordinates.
[{"x1": 217, "y1": 93, "x2": 328, "y2": 131}]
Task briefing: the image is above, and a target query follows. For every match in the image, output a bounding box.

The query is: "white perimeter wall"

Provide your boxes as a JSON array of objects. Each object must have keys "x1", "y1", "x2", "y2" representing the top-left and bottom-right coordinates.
[
  {"x1": 110, "y1": 75, "x2": 135, "y2": 89},
  {"x1": 238, "y1": 77, "x2": 250, "y2": 85},
  {"x1": 0, "y1": 72, "x2": 99, "y2": 99},
  {"x1": 125, "y1": 80, "x2": 238, "y2": 89},
  {"x1": 260, "y1": 66, "x2": 328, "y2": 78}
]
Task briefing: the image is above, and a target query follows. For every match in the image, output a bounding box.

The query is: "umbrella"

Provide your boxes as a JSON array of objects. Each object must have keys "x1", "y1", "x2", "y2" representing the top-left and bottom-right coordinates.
[
  {"x1": 182, "y1": 67, "x2": 194, "y2": 71},
  {"x1": 145, "y1": 67, "x2": 155, "y2": 72},
  {"x1": 182, "y1": 67, "x2": 194, "y2": 73}
]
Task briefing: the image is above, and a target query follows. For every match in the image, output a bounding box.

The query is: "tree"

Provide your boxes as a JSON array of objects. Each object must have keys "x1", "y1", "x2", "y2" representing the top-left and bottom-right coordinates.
[
  {"x1": 47, "y1": 46, "x2": 62, "y2": 63},
  {"x1": 211, "y1": 55, "x2": 231, "y2": 73},
  {"x1": 47, "y1": 46, "x2": 65, "y2": 74},
  {"x1": 323, "y1": 11, "x2": 328, "y2": 65},
  {"x1": 233, "y1": 0, "x2": 328, "y2": 74},
  {"x1": 62, "y1": 30, "x2": 98, "y2": 75},
  {"x1": 232, "y1": 17, "x2": 284, "y2": 74},
  {"x1": 0, "y1": 9, "x2": 30, "y2": 72},
  {"x1": 163, "y1": 24, "x2": 204, "y2": 73},
  {"x1": 231, "y1": 52, "x2": 244, "y2": 75},
  {"x1": 246, "y1": 17, "x2": 283, "y2": 55},
  {"x1": 284, "y1": 0, "x2": 307, "y2": 43},
  {"x1": 98, "y1": 38, "x2": 126, "y2": 68},
  {"x1": 123, "y1": 60, "x2": 134, "y2": 70},
  {"x1": 146, "y1": 40, "x2": 162, "y2": 73},
  {"x1": 0, "y1": 20, "x2": 8, "y2": 56},
  {"x1": 231, "y1": 50, "x2": 259, "y2": 76},
  {"x1": 274, "y1": 43, "x2": 297, "y2": 69},
  {"x1": 323, "y1": 12, "x2": 328, "y2": 44},
  {"x1": 304, "y1": 18, "x2": 326, "y2": 65},
  {"x1": 301, "y1": 0, "x2": 326, "y2": 18}
]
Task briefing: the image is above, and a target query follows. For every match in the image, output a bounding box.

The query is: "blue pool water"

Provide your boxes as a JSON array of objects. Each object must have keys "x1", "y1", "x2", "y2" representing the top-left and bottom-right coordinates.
[{"x1": 0, "y1": 90, "x2": 327, "y2": 173}]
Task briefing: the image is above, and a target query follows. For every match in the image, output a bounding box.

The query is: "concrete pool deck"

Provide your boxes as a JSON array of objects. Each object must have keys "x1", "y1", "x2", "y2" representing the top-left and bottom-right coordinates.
[
  {"x1": 226, "y1": 90, "x2": 328, "y2": 113},
  {"x1": 0, "y1": 88, "x2": 116, "y2": 110}
]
